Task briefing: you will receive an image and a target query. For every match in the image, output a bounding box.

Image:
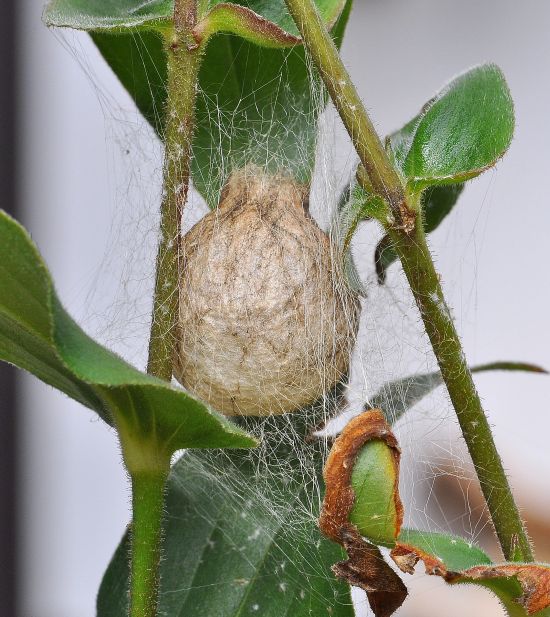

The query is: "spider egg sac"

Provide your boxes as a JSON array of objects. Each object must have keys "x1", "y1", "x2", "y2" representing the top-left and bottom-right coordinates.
[{"x1": 174, "y1": 166, "x2": 360, "y2": 416}]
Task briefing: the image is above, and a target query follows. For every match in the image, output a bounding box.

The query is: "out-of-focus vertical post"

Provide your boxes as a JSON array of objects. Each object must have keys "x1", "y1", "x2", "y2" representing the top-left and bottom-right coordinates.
[{"x1": 0, "y1": 0, "x2": 17, "y2": 613}]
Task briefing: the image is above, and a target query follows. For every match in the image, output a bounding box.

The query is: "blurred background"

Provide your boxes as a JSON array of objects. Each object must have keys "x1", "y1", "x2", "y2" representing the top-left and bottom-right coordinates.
[{"x1": 1, "y1": 0, "x2": 548, "y2": 615}]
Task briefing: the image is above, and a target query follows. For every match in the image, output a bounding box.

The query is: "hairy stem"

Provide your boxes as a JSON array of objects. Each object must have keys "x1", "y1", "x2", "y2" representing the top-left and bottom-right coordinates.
[
  {"x1": 129, "y1": 469, "x2": 169, "y2": 617},
  {"x1": 147, "y1": 4, "x2": 202, "y2": 380},
  {"x1": 388, "y1": 221, "x2": 533, "y2": 561},
  {"x1": 284, "y1": 0, "x2": 533, "y2": 561},
  {"x1": 138, "y1": 0, "x2": 201, "y2": 614},
  {"x1": 284, "y1": 0, "x2": 404, "y2": 210}
]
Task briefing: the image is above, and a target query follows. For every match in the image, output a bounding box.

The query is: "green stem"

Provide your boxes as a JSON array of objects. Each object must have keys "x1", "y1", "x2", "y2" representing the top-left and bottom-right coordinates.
[
  {"x1": 147, "y1": 3, "x2": 203, "y2": 380},
  {"x1": 388, "y1": 220, "x2": 533, "y2": 562},
  {"x1": 283, "y1": 0, "x2": 407, "y2": 219},
  {"x1": 138, "y1": 1, "x2": 201, "y2": 614},
  {"x1": 284, "y1": 0, "x2": 533, "y2": 562},
  {"x1": 129, "y1": 469, "x2": 169, "y2": 617}
]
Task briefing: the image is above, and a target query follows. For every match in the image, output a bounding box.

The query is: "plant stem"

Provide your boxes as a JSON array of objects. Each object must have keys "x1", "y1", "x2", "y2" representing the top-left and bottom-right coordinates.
[
  {"x1": 284, "y1": 0, "x2": 533, "y2": 562},
  {"x1": 388, "y1": 221, "x2": 533, "y2": 561},
  {"x1": 283, "y1": 0, "x2": 408, "y2": 220},
  {"x1": 129, "y1": 469, "x2": 169, "y2": 617},
  {"x1": 147, "y1": 2, "x2": 202, "y2": 380},
  {"x1": 138, "y1": 1, "x2": 201, "y2": 614}
]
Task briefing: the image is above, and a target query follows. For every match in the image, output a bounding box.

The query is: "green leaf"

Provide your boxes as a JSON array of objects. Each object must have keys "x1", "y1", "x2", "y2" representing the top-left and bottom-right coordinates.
[
  {"x1": 44, "y1": 0, "x2": 346, "y2": 39},
  {"x1": 91, "y1": 1, "x2": 352, "y2": 206},
  {"x1": 191, "y1": 35, "x2": 322, "y2": 205},
  {"x1": 375, "y1": 183, "x2": 464, "y2": 283},
  {"x1": 44, "y1": 0, "x2": 173, "y2": 30},
  {"x1": 370, "y1": 361, "x2": 547, "y2": 425},
  {"x1": 387, "y1": 64, "x2": 514, "y2": 188},
  {"x1": 318, "y1": 361, "x2": 546, "y2": 437},
  {"x1": 393, "y1": 530, "x2": 550, "y2": 617},
  {"x1": 0, "y1": 210, "x2": 256, "y2": 452},
  {"x1": 98, "y1": 414, "x2": 355, "y2": 617},
  {"x1": 349, "y1": 440, "x2": 400, "y2": 547},
  {"x1": 397, "y1": 529, "x2": 492, "y2": 571}
]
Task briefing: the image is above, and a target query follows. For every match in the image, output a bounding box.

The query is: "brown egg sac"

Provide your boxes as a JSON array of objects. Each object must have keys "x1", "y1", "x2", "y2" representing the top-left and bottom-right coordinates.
[{"x1": 174, "y1": 166, "x2": 360, "y2": 416}]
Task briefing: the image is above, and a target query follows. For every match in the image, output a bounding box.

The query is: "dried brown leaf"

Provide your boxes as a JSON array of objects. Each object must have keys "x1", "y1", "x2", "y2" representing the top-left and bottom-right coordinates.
[
  {"x1": 391, "y1": 544, "x2": 550, "y2": 615},
  {"x1": 320, "y1": 410, "x2": 407, "y2": 617}
]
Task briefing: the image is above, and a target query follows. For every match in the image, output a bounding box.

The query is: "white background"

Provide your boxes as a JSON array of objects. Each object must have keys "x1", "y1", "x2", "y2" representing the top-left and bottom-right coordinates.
[{"x1": 18, "y1": 1, "x2": 550, "y2": 615}]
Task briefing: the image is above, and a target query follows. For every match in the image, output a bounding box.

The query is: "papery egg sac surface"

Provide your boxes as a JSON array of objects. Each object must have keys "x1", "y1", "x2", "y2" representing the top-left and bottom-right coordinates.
[{"x1": 174, "y1": 166, "x2": 359, "y2": 416}]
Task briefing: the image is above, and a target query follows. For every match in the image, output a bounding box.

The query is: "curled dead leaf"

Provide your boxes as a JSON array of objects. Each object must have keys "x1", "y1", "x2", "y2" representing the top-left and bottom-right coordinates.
[
  {"x1": 319, "y1": 410, "x2": 407, "y2": 617},
  {"x1": 319, "y1": 409, "x2": 550, "y2": 617},
  {"x1": 391, "y1": 544, "x2": 550, "y2": 615},
  {"x1": 320, "y1": 409, "x2": 403, "y2": 541}
]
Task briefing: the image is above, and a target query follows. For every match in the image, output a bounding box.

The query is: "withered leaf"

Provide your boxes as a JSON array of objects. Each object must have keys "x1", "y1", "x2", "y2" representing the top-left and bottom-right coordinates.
[
  {"x1": 319, "y1": 410, "x2": 407, "y2": 617},
  {"x1": 319, "y1": 410, "x2": 550, "y2": 617},
  {"x1": 392, "y1": 542, "x2": 550, "y2": 616}
]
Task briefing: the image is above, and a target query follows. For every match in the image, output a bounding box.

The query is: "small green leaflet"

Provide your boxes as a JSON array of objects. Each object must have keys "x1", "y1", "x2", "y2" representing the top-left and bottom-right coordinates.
[
  {"x1": 372, "y1": 66, "x2": 512, "y2": 283},
  {"x1": 0, "y1": 210, "x2": 256, "y2": 451},
  {"x1": 387, "y1": 64, "x2": 514, "y2": 189}
]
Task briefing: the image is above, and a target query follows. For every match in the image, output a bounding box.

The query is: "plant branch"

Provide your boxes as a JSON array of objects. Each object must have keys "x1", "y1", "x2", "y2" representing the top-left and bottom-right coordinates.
[
  {"x1": 129, "y1": 468, "x2": 170, "y2": 617},
  {"x1": 284, "y1": 0, "x2": 533, "y2": 562},
  {"x1": 388, "y1": 221, "x2": 533, "y2": 562},
  {"x1": 139, "y1": 1, "x2": 202, "y2": 615},
  {"x1": 147, "y1": 1, "x2": 202, "y2": 380},
  {"x1": 283, "y1": 0, "x2": 410, "y2": 224}
]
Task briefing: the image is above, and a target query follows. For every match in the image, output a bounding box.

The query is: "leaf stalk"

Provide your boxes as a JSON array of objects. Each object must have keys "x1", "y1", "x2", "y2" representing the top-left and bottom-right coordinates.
[{"x1": 284, "y1": 0, "x2": 533, "y2": 562}]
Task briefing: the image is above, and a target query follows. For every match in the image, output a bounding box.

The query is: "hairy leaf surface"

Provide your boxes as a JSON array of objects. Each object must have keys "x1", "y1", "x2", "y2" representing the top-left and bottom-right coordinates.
[{"x1": 387, "y1": 64, "x2": 514, "y2": 188}]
